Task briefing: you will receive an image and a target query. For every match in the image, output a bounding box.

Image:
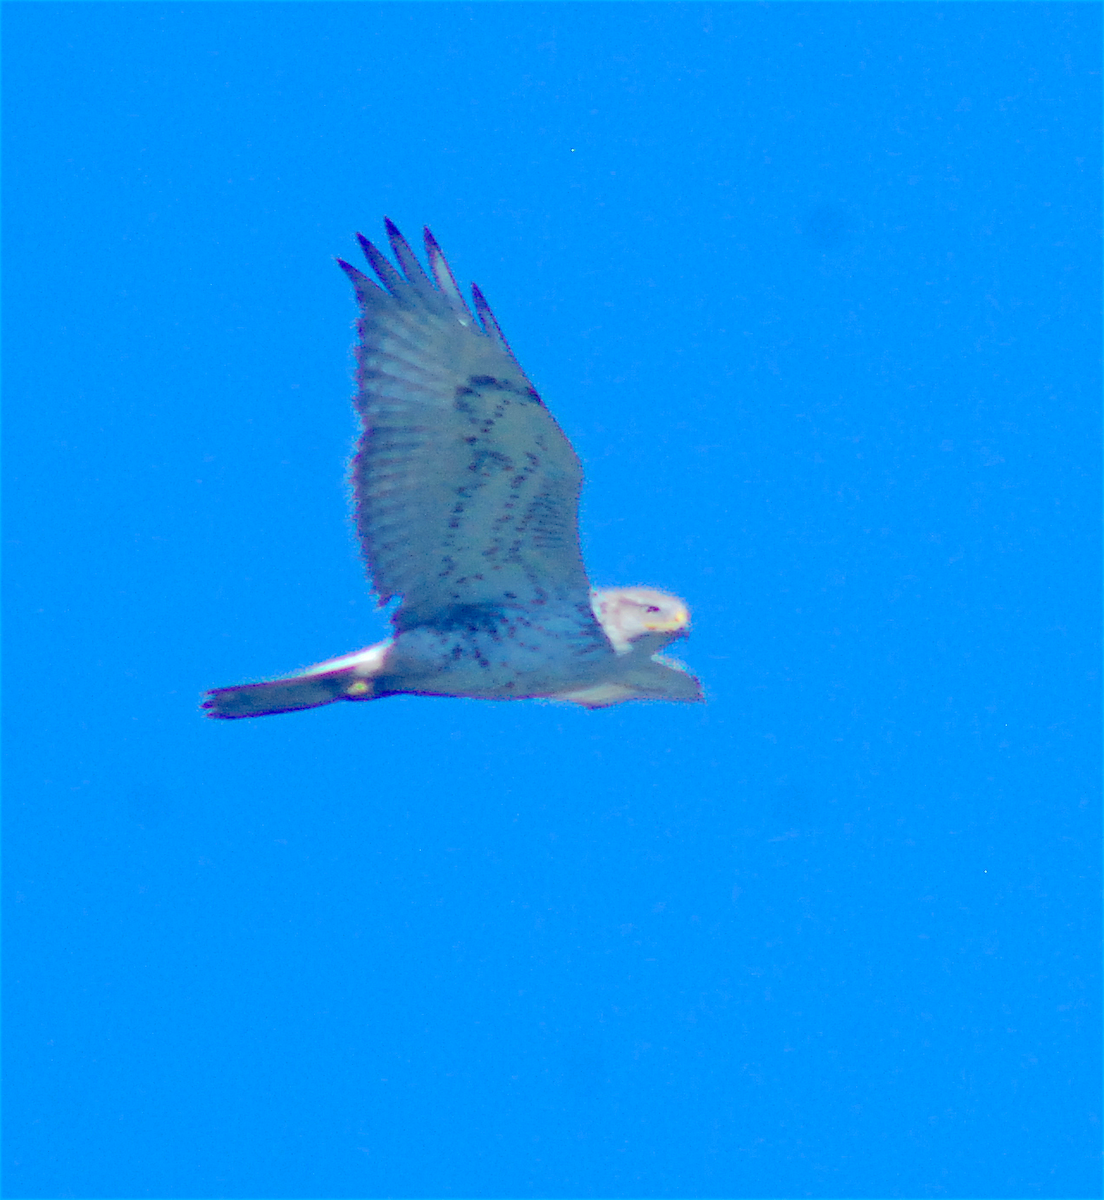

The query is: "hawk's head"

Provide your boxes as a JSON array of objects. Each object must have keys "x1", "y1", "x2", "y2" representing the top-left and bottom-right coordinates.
[{"x1": 591, "y1": 587, "x2": 691, "y2": 655}]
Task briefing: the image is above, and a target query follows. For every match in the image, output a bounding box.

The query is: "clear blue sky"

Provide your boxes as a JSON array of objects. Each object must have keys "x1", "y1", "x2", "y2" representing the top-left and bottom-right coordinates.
[{"x1": 4, "y1": 4, "x2": 1100, "y2": 1197}]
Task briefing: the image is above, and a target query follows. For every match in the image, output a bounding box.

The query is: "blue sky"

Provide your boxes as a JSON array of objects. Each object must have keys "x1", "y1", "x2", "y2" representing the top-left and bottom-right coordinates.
[{"x1": 3, "y1": 4, "x2": 1100, "y2": 1197}]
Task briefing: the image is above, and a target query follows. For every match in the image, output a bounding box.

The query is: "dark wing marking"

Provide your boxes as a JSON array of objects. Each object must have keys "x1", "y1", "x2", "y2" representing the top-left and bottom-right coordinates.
[{"x1": 341, "y1": 222, "x2": 590, "y2": 624}]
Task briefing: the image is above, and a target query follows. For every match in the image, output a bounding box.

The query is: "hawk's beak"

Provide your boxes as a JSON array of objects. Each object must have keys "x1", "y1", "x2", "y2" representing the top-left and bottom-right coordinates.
[{"x1": 644, "y1": 606, "x2": 689, "y2": 633}]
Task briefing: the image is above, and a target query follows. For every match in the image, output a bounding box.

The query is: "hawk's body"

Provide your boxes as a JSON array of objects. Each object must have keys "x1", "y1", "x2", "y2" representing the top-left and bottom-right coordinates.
[{"x1": 204, "y1": 222, "x2": 701, "y2": 719}]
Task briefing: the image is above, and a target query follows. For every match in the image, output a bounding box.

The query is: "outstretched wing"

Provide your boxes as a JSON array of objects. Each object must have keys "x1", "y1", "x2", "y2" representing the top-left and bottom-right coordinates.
[{"x1": 338, "y1": 221, "x2": 590, "y2": 625}]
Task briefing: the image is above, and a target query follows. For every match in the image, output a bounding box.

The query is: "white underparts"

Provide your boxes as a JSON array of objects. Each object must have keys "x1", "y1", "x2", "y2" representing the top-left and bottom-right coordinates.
[{"x1": 556, "y1": 682, "x2": 638, "y2": 709}]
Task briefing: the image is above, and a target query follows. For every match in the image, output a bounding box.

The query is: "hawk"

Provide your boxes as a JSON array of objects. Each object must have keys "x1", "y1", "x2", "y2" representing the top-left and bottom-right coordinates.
[{"x1": 203, "y1": 221, "x2": 701, "y2": 719}]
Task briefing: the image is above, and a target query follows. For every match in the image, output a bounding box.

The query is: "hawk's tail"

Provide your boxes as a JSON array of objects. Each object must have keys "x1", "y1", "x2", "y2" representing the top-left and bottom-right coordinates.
[
  {"x1": 204, "y1": 641, "x2": 393, "y2": 720},
  {"x1": 202, "y1": 666, "x2": 380, "y2": 719}
]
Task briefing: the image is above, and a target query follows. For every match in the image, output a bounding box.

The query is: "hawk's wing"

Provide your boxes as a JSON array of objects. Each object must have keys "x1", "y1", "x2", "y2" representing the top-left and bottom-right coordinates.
[{"x1": 338, "y1": 221, "x2": 590, "y2": 626}]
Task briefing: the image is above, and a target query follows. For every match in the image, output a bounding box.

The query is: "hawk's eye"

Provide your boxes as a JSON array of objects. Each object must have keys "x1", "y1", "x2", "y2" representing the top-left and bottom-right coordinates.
[{"x1": 646, "y1": 605, "x2": 661, "y2": 613}]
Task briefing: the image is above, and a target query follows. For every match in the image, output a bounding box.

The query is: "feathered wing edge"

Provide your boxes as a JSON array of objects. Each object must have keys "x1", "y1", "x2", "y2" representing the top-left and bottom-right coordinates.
[
  {"x1": 336, "y1": 217, "x2": 579, "y2": 614},
  {"x1": 335, "y1": 219, "x2": 518, "y2": 361}
]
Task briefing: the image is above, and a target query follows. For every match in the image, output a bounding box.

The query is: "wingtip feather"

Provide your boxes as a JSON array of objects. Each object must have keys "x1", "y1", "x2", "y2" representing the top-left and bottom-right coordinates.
[
  {"x1": 337, "y1": 256, "x2": 385, "y2": 303},
  {"x1": 391, "y1": 225, "x2": 437, "y2": 298},
  {"x1": 357, "y1": 231, "x2": 405, "y2": 295},
  {"x1": 351, "y1": 221, "x2": 515, "y2": 347},
  {"x1": 423, "y1": 226, "x2": 469, "y2": 314},
  {"x1": 470, "y1": 282, "x2": 513, "y2": 355}
]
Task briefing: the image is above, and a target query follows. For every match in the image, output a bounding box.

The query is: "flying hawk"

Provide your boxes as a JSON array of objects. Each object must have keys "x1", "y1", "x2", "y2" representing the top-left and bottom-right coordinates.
[{"x1": 203, "y1": 221, "x2": 701, "y2": 719}]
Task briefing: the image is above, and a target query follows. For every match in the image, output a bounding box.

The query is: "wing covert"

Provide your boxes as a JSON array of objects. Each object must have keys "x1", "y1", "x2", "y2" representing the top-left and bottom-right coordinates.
[{"x1": 341, "y1": 223, "x2": 590, "y2": 624}]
